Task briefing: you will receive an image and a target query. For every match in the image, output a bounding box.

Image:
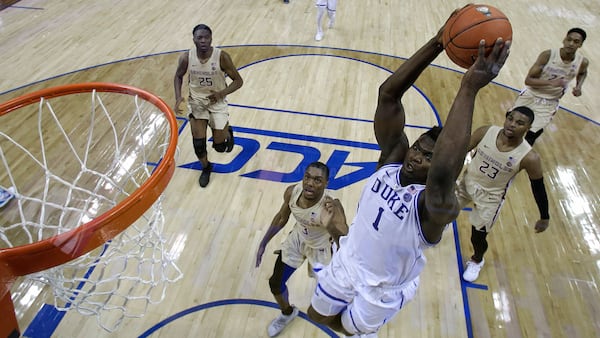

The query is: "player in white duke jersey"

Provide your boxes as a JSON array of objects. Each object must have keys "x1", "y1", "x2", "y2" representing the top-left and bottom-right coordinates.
[
  {"x1": 305, "y1": 8, "x2": 511, "y2": 337},
  {"x1": 314, "y1": 0, "x2": 337, "y2": 41},
  {"x1": 174, "y1": 24, "x2": 244, "y2": 187},
  {"x1": 513, "y1": 28, "x2": 589, "y2": 145},
  {"x1": 458, "y1": 106, "x2": 550, "y2": 283},
  {"x1": 255, "y1": 162, "x2": 348, "y2": 337}
]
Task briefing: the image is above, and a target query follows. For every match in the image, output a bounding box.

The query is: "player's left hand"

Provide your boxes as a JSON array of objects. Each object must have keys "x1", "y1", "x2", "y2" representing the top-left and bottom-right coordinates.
[
  {"x1": 463, "y1": 38, "x2": 511, "y2": 90},
  {"x1": 437, "y1": 4, "x2": 472, "y2": 45},
  {"x1": 255, "y1": 245, "x2": 266, "y2": 268},
  {"x1": 320, "y1": 197, "x2": 349, "y2": 239},
  {"x1": 207, "y1": 90, "x2": 224, "y2": 104},
  {"x1": 534, "y1": 219, "x2": 549, "y2": 233}
]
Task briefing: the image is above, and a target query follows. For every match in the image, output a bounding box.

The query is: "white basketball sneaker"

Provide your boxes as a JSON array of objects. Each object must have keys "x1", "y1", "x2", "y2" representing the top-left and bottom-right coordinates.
[
  {"x1": 315, "y1": 31, "x2": 324, "y2": 41},
  {"x1": 463, "y1": 259, "x2": 485, "y2": 282},
  {"x1": 267, "y1": 306, "x2": 299, "y2": 337}
]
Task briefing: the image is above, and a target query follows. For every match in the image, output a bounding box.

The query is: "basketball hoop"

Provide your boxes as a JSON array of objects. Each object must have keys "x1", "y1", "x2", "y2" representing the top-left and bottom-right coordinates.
[{"x1": 0, "y1": 83, "x2": 182, "y2": 335}]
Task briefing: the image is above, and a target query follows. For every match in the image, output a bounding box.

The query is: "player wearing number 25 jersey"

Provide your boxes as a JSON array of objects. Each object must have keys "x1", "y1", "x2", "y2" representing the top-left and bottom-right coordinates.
[
  {"x1": 458, "y1": 106, "x2": 550, "y2": 283},
  {"x1": 173, "y1": 24, "x2": 243, "y2": 187}
]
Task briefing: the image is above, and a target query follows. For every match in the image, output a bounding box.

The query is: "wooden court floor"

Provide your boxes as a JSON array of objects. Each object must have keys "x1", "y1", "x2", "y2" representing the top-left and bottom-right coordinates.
[{"x1": 1, "y1": 1, "x2": 599, "y2": 337}]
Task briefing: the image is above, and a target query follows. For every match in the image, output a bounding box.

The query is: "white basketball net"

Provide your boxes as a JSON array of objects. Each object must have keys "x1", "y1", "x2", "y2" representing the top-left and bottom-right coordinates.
[{"x1": 0, "y1": 88, "x2": 182, "y2": 332}]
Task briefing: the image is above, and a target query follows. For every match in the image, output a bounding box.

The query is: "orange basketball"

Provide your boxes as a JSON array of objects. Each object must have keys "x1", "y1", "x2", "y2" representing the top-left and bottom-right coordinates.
[{"x1": 442, "y1": 4, "x2": 512, "y2": 68}]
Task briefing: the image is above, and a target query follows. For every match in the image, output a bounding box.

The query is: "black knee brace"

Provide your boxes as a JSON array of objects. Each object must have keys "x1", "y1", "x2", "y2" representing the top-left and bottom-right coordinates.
[
  {"x1": 193, "y1": 138, "x2": 207, "y2": 159},
  {"x1": 212, "y1": 141, "x2": 227, "y2": 153}
]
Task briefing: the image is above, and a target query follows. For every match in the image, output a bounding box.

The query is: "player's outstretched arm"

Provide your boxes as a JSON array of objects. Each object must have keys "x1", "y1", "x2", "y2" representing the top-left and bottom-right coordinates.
[
  {"x1": 255, "y1": 185, "x2": 293, "y2": 267},
  {"x1": 374, "y1": 31, "x2": 445, "y2": 167},
  {"x1": 521, "y1": 150, "x2": 550, "y2": 233},
  {"x1": 421, "y1": 38, "x2": 511, "y2": 243},
  {"x1": 374, "y1": 9, "x2": 464, "y2": 167}
]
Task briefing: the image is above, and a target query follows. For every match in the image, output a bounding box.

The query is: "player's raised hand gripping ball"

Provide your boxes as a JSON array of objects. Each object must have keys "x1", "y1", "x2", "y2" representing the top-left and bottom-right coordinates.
[{"x1": 443, "y1": 4, "x2": 512, "y2": 68}]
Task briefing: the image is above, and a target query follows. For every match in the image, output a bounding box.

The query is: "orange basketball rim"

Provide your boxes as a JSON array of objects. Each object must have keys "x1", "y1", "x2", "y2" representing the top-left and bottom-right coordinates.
[{"x1": 0, "y1": 82, "x2": 178, "y2": 338}]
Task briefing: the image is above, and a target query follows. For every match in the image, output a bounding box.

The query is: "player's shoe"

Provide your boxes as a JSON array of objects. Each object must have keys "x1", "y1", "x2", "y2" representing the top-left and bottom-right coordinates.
[
  {"x1": 267, "y1": 306, "x2": 299, "y2": 337},
  {"x1": 0, "y1": 186, "x2": 15, "y2": 208},
  {"x1": 315, "y1": 31, "x2": 324, "y2": 41},
  {"x1": 226, "y1": 126, "x2": 235, "y2": 152},
  {"x1": 463, "y1": 258, "x2": 485, "y2": 282},
  {"x1": 199, "y1": 163, "x2": 213, "y2": 188}
]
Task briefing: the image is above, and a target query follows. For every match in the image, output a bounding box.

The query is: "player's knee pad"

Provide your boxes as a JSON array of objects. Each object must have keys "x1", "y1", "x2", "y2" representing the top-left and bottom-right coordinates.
[
  {"x1": 193, "y1": 138, "x2": 207, "y2": 159},
  {"x1": 212, "y1": 141, "x2": 227, "y2": 153}
]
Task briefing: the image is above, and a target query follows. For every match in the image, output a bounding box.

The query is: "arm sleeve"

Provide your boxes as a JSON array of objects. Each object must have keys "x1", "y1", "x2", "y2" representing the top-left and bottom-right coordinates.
[{"x1": 530, "y1": 177, "x2": 549, "y2": 219}]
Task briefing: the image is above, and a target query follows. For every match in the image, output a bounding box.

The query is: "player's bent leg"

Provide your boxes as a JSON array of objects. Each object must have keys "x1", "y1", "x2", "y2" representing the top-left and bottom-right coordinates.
[
  {"x1": 212, "y1": 141, "x2": 227, "y2": 153},
  {"x1": 192, "y1": 137, "x2": 212, "y2": 187},
  {"x1": 226, "y1": 125, "x2": 235, "y2": 152},
  {"x1": 309, "y1": 266, "x2": 352, "y2": 330},
  {"x1": 192, "y1": 138, "x2": 207, "y2": 160},
  {"x1": 266, "y1": 251, "x2": 300, "y2": 337},
  {"x1": 210, "y1": 121, "x2": 233, "y2": 153},
  {"x1": 340, "y1": 281, "x2": 417, "y2": 337},
  {"x1": 268, "y1": 254, "x2": 297, "y2": 297}
]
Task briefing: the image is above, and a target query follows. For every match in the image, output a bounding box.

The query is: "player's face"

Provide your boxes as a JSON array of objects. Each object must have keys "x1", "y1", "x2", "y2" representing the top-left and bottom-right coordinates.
[
  {"x1": 503, "y1": 111, "x2": 531, "y2": 138},
  {"x1": 193, "y1": 29, "x2": 212, "y2": 53},
  {"x1": 563, "y1": 32, "x2": 584, "y2": 52},
  {"x1": 301, "y1": 167, "x2": 328, "y2": 201},
  {"x1": 401, "y1": 135, "x2": 435, "y2": 184}
]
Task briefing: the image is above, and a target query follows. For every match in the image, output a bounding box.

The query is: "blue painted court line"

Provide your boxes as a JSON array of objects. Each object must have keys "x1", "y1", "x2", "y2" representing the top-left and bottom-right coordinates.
[
  {"x1": 137, "y1": 298, "x2": 339, "y2": 338},
  {"x1": 6, "y1": 5, "x2": 44, "y2": 10}
]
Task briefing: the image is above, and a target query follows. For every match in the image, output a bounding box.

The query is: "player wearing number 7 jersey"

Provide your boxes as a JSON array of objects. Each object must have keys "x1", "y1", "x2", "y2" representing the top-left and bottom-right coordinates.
[
  {"x1": 306, "y1": 8, "x2": 511, "y2": 337},
  {"x1": 458, "y1": 106, "x2": 550, "y2": 283}
]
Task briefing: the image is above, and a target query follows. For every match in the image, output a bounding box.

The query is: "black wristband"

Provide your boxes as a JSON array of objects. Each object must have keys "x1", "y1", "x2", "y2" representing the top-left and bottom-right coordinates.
[{"x1": 530, "y1": 177, "x2": 549, "y2": 219}]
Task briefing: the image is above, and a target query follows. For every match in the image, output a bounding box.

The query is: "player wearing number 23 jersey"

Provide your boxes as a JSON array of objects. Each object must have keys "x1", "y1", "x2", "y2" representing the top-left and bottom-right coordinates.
[
  {"x1": 456, "y1": 125, "x2": 531, "y2": 231},
  {"x1": 458, "y1": 107, "x2": 550, "y2": 283}
]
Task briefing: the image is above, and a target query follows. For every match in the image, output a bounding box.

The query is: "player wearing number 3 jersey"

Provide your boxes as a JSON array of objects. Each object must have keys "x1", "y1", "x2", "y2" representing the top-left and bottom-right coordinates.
[
  {"x1": 458, "y1": 106, "x2": 550, "y2": 283},
  {"x1": 255, "y1": 162, "x2": 348, "y2": 337},
  {"x1": 306, "y1": 8, "x2": 511, "y2": 337}
]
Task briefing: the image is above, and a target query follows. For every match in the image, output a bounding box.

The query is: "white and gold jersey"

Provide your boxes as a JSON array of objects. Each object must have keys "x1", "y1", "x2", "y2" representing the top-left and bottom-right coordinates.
[
  {"x1": 526, "y1": 48, "x2": 583, "y2": 100},
  {"x1": 288, "y1": 184, "x2": 332, "y2": 249},
  {"x1": 187, "y1": 47, "x2": 227, "y2": 100},
  {"x1": 463, "y1": 126, "x2": 531, "y2": 196}
]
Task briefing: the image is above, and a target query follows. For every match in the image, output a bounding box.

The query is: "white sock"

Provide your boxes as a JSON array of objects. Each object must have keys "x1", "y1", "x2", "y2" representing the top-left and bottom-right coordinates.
[
  {"x1": 316, "y1": 6, "x2": 326, "y2": 33},
  {"x1": 326, "y1": 0, "x2": 337, "y2": 28}
]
